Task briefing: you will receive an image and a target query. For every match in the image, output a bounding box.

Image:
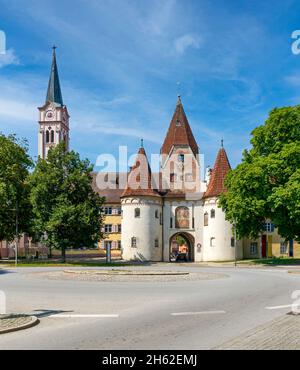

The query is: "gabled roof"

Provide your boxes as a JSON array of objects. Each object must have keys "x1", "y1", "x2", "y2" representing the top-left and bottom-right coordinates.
[
  {"x1": 203, "y1": 146, "x2": 231, "y2": 199},
  {"x1": 46, "y1": 47, "x2": 64, "y2": 106},
  {"x1": 161, "y1": 96, "x2": 199, "y2": 158},
  {"x1": 121, "y1": 146, "x2": 161, "y2": 198}
]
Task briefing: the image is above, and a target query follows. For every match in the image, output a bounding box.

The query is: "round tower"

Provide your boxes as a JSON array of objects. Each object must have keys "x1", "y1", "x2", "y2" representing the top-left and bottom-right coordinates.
[
  {"x1": 121, "y1": 144, "x2": 163, "y2": 262},
  {"x1": 202, "y1": 144, "x2": 243, "y2": 261}
]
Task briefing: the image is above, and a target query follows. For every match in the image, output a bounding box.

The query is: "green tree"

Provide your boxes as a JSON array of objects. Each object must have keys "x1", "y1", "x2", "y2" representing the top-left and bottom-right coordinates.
[
  {"x1": 0, "y1": 134, "x2": 33, "y2": 241},
  {"x1": 29, "y1": 143, "x2": 104, "y2": 262},
  {"x1": 219, "y1": 105, "x2": 300, "y2": 241}
]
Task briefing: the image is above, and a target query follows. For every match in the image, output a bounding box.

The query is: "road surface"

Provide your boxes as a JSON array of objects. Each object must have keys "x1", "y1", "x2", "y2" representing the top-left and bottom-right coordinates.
[{"x1": 0, "y1": 264, "x2": 299, "y2": 349}]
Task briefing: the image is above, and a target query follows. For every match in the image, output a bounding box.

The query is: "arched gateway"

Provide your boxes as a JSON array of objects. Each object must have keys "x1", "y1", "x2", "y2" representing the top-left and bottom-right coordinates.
[{"x1": 169, "y1": 232, "x2": 195, "y2": 262}]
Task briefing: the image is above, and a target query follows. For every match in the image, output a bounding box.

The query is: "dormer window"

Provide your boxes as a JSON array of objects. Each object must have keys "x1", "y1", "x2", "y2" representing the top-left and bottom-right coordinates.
[{"x1": 176, "y1": 120, "x2": 181, "y2": 127}]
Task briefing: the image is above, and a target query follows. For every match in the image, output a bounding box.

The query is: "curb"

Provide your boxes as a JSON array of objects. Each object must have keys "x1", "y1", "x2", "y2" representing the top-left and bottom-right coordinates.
[
  {"x1": 63, "y1": 269, "x2": 190, "y2": 276},
  {"x1": 0, "y1": 315, "x2": 39, "y2": 335}
]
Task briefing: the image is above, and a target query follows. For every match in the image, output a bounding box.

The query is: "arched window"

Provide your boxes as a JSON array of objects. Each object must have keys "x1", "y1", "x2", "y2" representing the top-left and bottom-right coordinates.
[
  {"x1": 210, "y1": 237, "x2": 216, "y2": 247},
  {"x1": 134, "y1": 208, "x2": 140, "y2": 218},
  {"x1": 131, "y1": 237, "x2": 137, "y2": 248},
  {"x1": 175, "y1": 206, "x2": 189, "y2": 229},
  {"x1": 50, "y1": 130, "x2": 55, "y2": 143},
  {"x1": 45, "y1": 130, "x2": 50, "y2": 143},
  {"x1": 204, "y1": 212, "x2": 209, "y2": 226},
  {"x1": 211, "y1": 209, "x2": 215, "y2": 218},
  {"x1": 155, "y1": 210, "x2": 159, "y2": 219}
]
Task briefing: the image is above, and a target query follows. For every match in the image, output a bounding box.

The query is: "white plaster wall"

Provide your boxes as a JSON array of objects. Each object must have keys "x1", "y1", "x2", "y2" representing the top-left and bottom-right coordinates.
[
  {"x1": 202, "y1": 198, "x2": 243, "y2": 261},
  {"x1": 163, "y1": 200, "x2": 203, "y2": 262},
  {"x1": 121, "y1": 197, "x2": 163, "y2": 261}
]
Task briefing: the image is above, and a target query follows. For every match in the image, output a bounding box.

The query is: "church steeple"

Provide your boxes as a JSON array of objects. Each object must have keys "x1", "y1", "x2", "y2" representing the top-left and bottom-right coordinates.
[
  {"x1": 38, "y1": 46, "x2": 70, "y2": 159},
  {"x1": 46, "y1": 46, "x2": 63, "y2": 106}
]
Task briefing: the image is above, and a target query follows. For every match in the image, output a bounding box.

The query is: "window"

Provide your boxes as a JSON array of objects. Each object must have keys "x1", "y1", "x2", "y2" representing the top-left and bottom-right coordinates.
[
  {"x1": 118, "y1": 241, "x2": 122, "y2": 250},
  {"x1": 131, "y1": 237, "x2": 137, "y2": 248},
  {"x1": 104, "y1": 241, "x2": 112, "y2": 249},
  {"x1": 211, "y1": 209, "x2": 216, "y2": 218},
  {"x1": 155, "y1": 210, "x2": 159, "y2": 219},
  {"x1": 178, "y1": 154, "x2": 185, "y2": 163},
  {"x1": 170, "y1": 217, "x2": 173, "y2": 228},
  {"x1": 117, "y1": 207, "x2": 122, "y2": 215},
  {"x1": 204, "y1": 212, "x2": 209, "y2": 226},
  {"x1": 117, "y1": 224, "x2": 122, "y2": 233},
  {"x1": 264, "y1": 222, "x2": 275, "y2": 233},
  {"x1": 175, "y1": 207, "x2": 189, "y2": 229},
  {"x1": 231, "y1": 237, "x2": 235, "y2": 247},
  {"x1": 134, "y1": 208, "x2": 140, "y2": 218},
  {"x1": 210, "y1": 237, "x2": 216, "y2": 247},
  {"x1": 280, "y1": 242, "x2": 288, "y2": 255},
  {"x1": 250, "y1": 242, "x2": 258, "y2": 255},
  {"x1": 176, "y1": 120, "x2": 181, "y2": 126},
  {"x1": 104, "y1": 207, "x2": 112, "y2": 215},
  {"x1": 50, "y1": 130, "x2": 55, "y2": 143},
  {"x1": 45, "y1": 130, "x2": 50, "y2": 143},
  {"x1": 154, "y1": 239, "x2": 159, "y2": 248},
  {"x1": 170, "y1": 173, "x2": 176, "y2": 183},
  {"x1": 104, "y1": 224, "x2": 112, "y2": 233}
]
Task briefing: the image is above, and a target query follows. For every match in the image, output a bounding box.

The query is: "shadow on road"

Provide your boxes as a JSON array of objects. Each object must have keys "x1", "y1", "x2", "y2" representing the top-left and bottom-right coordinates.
[{"x1": 33, "y1": 309, "x2": 74, "y2": 318}]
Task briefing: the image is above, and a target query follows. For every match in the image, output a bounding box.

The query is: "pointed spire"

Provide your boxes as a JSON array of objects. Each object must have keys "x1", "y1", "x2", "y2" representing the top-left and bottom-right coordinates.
[
  {"x1": 121, "y1": 145, "x2": 160, "y2": 198},
  {"x1": 46, "y1": 46, "x2": 63, "y2": 106},
  {"x1": 203, "y1": 145, "x2": 231, "y2": 199},
  {"x1": 221, "y1": 138, "x2": 224, "y2": 148},
  {"x1": 161, "y1": 96, "x2": 198, "y2": 158}
]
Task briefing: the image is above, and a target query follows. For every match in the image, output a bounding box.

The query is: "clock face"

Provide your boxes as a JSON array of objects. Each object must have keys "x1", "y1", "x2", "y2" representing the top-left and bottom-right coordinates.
[{"x1": 46, "y1": 111, "x2": 53, "y2": 120}]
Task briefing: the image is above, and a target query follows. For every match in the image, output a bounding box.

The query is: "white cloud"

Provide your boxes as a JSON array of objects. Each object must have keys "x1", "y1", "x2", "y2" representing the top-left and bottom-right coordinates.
[
  {"x1": 174, "y1": 34, "x2": 202, "y2": 55},
  {"x1": 0, "y1": 49, "x2": 19, "y2": 68}
]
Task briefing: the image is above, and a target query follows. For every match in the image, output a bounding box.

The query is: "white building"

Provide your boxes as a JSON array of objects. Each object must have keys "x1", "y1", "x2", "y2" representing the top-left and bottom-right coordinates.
[{"x1": 120, "y1": 97, "x2": 243, "y2": 262}]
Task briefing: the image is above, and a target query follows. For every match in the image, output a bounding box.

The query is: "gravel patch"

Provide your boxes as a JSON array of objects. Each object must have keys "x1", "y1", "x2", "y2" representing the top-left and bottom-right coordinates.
[{"x1": 27, "y1": 269, "x2": 229, "y2": 282}]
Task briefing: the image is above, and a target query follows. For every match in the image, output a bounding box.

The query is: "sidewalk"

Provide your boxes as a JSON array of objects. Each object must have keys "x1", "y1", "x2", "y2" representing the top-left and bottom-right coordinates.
[
  {"x1": 0, "y1": 314, "x2": 39, "y2": 334},
  {"x1": 215, "y1": 313, "x2": 300, "y2": 350}
]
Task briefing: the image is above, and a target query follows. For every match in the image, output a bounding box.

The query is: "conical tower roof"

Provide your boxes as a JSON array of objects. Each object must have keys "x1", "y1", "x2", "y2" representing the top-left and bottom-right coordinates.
[
  {"x1": 121, "y1": 144, "x2": 161, "y2": 198},
  {"x1": 161, "y1": 96, "x2": 198, "y2": 158},
  {"x1": 204, "y1": 145, "x2": 231, "y2": 198},
  {"x1": 46, "y1": 46, "x2": 64, "y2": 106}
]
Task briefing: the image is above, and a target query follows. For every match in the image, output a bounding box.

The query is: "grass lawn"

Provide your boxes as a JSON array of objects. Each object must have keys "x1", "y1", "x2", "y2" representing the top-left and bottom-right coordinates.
[
  {"x1": 0, "y1": 260, "x2": 132, "y2": 268},
  {"x1": 239, "y1": 257, "x2": 300, "y2": 266}
]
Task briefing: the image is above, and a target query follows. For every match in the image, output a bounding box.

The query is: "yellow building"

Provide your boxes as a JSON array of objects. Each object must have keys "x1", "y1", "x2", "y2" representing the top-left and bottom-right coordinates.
[
  {"x1": 243, "y1": 221, "x2": 300, "y2": 259},
  {"x1": 92, "y1": 173, "x2": 123, "y2": 250}
]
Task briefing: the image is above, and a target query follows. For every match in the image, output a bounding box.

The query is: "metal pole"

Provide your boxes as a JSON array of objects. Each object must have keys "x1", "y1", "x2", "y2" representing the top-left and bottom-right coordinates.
[
  {"x1": 234, "y1": 220, "x2": 237, "y2": 268},
  {"x1": 15, "y1": 200, "x2": 18, "y2": 268}
]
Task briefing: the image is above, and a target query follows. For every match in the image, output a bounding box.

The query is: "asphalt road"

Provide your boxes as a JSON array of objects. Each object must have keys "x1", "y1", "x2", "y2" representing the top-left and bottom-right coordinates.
[{"x1": 0, "y1": 264, "x2": 299, "y2": 350}]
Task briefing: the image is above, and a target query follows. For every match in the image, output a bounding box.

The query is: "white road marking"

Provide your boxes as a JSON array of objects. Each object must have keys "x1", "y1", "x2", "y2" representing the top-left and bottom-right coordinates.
[
  {"x1": 49, "y1": 314, "x2": 119, "y2": 318},
  {"x1": 265, "y1": 304, "x2": 293, "y2": 310},
  {"x1": 171, "y1": 310, "x2": 226, "y2": 316}
]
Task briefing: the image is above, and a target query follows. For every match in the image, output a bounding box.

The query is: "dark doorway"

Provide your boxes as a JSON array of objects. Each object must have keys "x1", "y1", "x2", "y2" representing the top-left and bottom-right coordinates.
[{"x1": 262, "y1": 235, "x2": 267, "y2": 258}]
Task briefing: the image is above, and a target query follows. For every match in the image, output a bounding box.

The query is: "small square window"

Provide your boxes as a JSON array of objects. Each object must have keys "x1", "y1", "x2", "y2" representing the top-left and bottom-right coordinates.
[{"x1": 250, "y1": 242, "x2": 258, "y2": 255}]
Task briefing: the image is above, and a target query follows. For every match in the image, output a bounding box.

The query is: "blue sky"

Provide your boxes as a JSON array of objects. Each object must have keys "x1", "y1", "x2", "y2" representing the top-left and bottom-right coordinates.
[{"x1": 0, "y1": 0, "x2": 300, "y2": 170}]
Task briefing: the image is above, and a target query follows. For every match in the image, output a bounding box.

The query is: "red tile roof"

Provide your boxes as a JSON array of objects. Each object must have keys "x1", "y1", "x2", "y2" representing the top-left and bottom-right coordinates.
[
  {"x1": 92, "y1": 172, "x2": 124, "y2": 203},
  {"x1": 121, "y1": 147, "x2": 161, "y2": 198},
  {"x1": 161, "y1": 97, "x2": 199, "y2": 158},
  {"x1": 203, "y1": 147, "x2": 231, "y2": 199}
]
